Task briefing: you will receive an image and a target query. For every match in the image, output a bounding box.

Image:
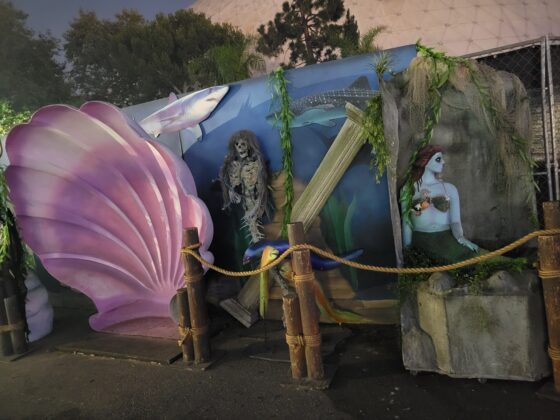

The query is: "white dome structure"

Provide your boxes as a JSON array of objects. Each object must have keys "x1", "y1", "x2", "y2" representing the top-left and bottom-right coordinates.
[{"x1": 190, "y1": 0, "x2": 560, "y2": 57}]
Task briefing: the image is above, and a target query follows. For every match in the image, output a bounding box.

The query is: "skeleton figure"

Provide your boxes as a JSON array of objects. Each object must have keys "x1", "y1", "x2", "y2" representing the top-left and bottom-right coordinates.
[{"x1": 219, "y1": 130, "x2": 270, "y2": 243}]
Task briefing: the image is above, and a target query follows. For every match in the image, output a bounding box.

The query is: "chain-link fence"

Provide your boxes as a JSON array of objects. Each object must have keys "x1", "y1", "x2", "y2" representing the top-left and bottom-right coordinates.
[{"x1": 466, "y1": 36, "x2": 560, "y2": 222}]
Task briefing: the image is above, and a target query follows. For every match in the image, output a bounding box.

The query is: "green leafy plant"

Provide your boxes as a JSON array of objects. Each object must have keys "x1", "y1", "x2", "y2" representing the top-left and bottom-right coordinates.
[
  {"x1": 269, "y1": 67, "x2": 294, "y2": 238},
  {"x1": 0, "y1": 101, "x2": 30, "y2": 137},
  {"x1": 361, "y1": 52, "x2": 392, "y2": 181}
]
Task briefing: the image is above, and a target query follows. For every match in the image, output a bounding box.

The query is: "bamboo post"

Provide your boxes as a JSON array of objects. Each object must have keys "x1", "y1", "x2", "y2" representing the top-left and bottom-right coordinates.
[
  {"x1": 182, "y1": 227, "x2": 210, "y2": 364},
  {"x1": 288, "y1": 222, "x2": 324, "y2": 381},
  {"x1": 0, "y1": 280, "x2": 13, "y2": 356},
  {"x1": 282, "y1": 291, "x2": 306, "y2": 379},
  {"x1": 539, "y1": 201, "x2": 560, "y2": 394},
  {"x1": 4, "y1": 295, "x2": 26, "y2": 354},
  {"x1": 176, "y1": 287, "x2": 194, "y2": 363}
]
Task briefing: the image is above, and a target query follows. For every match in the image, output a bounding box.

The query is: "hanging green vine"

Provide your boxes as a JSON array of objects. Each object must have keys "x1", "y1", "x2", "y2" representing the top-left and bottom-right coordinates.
[
  {"x1": 361, "y1": 94, "x2": 386, "y2": 181},
  {"x1": 400, "y1": 43, "x2": 453, "y2": 227},
  {"x1": 269, "y1": 67, "x2": 294, "y2": 238},
  {"x1": 361, "y1": 52, "x2": 392, "y2": 182}
]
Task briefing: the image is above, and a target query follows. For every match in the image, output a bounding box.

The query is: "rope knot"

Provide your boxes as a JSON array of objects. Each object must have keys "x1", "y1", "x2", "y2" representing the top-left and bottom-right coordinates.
[
  {"x1": 293, "y1": 272, "x2": 315, "y2": 283},
  {"x1": 549, "y1": 345, "x2": 560, "y2": 361},
  {"x1": 304, "y1": 334, "x2": 322, "y2": 348},
  {"x1": 0, "y1": 320, "x2": 25, "y2": 333},
  {"x1": 183, "y1": 242, "x2": 201, "y2": 252},
  {"x1": 177, "y1": 326, "x2": 192, "y2": 346},
  {"x1": 285, "y1": 333, "x2": 305, "y2": 347}
]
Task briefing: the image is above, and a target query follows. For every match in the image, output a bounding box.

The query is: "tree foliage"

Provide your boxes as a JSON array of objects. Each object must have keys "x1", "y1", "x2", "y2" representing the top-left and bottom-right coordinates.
[
  {"x1": 187, "y1": 35, "x2": 266, "y2": 88},
  {"x1": 64, "y1": 9, "x2": 263, "y2": 106},
  {"x1": 0, "y1": 100, "x2": 30, "y2": 137},
  {"x1": 0, "y1": 1, "x2": 71, "y2": 111},
  {"x1": 257, "y1": 0, "x2": 360, "y2": 67},
  {"x1": 340, "y1": 25, "x2": 386, "y2": 57}
]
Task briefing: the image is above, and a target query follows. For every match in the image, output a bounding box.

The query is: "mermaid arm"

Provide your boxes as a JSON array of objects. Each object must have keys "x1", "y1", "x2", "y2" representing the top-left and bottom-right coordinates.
[
  {"x1": 400, "y1": 189, "x2": 413, "y2": 247},
  {"x1": 448, "y1": 184, "x2": 478, "y2": 252}
]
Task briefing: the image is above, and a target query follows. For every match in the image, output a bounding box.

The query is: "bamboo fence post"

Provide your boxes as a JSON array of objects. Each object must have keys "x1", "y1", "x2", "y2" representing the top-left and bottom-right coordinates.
[
  {"x1": 282, "y1": 291, "x2": 306, "y2": 379},
  {"x1": 0, "y1": 280, "x2": 13, "y2": 356},
  {"x1": 182, "y1": 228, "x2": 210, "y2": 364},
  {"x1": 176, "y1": 287, "x2": 194, "y2": 363},
  {"x1": 539, "y1": 201, "x2": 560, "y2": 393},
  {"x1": 4, "y1": 295, "x2": 26, "y2": 354},
  {"x1": 288, "y1": 222, "x2": 324, "y2": 381}
]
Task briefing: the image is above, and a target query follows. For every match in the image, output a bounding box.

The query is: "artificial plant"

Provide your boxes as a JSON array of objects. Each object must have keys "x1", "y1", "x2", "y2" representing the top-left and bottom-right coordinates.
[
  {"x1": 361, "y1": 52, "x2": 392, "y2": 181},
  {"x1": 269, "y1": 67, "x2": 294, "y2": 237}
]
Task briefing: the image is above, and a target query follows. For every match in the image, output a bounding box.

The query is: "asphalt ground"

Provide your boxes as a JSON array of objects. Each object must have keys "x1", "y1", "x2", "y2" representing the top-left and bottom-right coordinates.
[{"x1": 0, "y1": 306, "x2": 558, "y2": 420}]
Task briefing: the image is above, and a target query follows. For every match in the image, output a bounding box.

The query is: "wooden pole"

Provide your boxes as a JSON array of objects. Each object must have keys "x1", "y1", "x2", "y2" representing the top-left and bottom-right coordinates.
[
  {"x1": 287, "y1": 222, "x2": 324, "y2": 381},
  {"x1": 539, "y1": 201, "x2": 560, "y2": 393},
  {"x1": 182, "y1": 228, "x2": 210, "y2": 364},
  {"x1": 176, "y1": 287, "x2": 194, "y2": 363},
  {"x1": 0, "y1": 280, "x2": 13, "y2": 356},
  {"x1": 4, "y1": 295, "x2": 26, "y2": 354},
  {"x1": 282, "y1": 291, "x2": 306, "y2": 379}
]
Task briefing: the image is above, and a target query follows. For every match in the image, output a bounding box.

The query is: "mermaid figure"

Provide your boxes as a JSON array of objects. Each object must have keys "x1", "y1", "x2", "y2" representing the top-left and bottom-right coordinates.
[{"x1": 401, "y1": 145, "x2": 479, "y2": 264}]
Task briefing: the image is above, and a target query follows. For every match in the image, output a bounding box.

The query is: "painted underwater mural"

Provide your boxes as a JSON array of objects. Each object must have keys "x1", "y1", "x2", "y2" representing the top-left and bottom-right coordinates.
[
  {"x1": 125, "y1": 45, "x2": 418, "y2": 315},
  {"x1": 6, "y1": 102, "x2": 214, "y2": 337}
]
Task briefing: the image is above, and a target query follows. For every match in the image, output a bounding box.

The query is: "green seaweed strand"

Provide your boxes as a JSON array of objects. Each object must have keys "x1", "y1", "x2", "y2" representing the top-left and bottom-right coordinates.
[
  {"x1": 361, "y1": 53, "x2": 392, "y2": 182},
  {"x1": 270, "y1": 67, "x2": 294, "y2": 238},
  {"x1": 362, "y1": 94, "x2": 386, "y2": 181},
  {"x1": 401, "y1": 42, "x2": 452, "y2": 227}
]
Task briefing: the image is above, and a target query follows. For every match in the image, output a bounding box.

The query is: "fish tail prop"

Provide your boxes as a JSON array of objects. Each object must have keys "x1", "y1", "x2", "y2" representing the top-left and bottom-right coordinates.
[
  {"x1": 313, "y1": 279, "x2": 367, "y2": 324},
  {"x1": 259, "y1": 246, "x2": 279, "y2": 318}
]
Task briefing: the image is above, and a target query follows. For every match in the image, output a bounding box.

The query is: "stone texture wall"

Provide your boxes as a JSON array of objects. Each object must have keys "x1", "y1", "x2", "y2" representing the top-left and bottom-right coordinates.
[{"x1": 385, "y1": 69, "x2": 536, "y2": 249}]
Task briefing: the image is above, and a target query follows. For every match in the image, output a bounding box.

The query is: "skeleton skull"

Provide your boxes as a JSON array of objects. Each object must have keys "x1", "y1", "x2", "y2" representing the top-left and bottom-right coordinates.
[{"x1": 235, "y1": 138, "x2": 249, "y2": 159}]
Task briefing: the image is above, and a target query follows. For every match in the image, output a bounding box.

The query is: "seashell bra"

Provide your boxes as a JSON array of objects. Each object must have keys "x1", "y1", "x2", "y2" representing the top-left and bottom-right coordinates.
[
  {"x1": 412, "y1": 195, "x2": 450, "y2": 213},
  {"x1": 412, "y1": 184, "x2": 451, "y2": 215}
]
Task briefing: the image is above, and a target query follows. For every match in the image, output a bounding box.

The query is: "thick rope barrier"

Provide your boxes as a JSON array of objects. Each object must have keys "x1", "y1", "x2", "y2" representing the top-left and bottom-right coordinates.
[{"x1": 182, "y1": 228, "x2": 560, "y2": 277}]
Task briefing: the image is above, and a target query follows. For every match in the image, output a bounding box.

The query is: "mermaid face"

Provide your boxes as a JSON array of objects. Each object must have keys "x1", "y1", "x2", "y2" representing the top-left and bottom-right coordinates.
[{"x1": 426, "y1": 152, "x2": 445, "y2": 174}]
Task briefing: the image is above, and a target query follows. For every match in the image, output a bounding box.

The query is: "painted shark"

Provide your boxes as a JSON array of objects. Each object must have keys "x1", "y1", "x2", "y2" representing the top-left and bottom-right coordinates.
[
  {"x1": 267, "y1": 76, "x2": 375, "y2": 128},
  {"x1": 140, "y1": 85, "x2": 229, "y2": 152}
]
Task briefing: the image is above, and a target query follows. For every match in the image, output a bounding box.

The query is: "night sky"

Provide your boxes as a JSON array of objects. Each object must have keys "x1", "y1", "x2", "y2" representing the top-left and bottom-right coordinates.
[{"x1": 12, "y1": 0, "x2": 196, "y2": 39}]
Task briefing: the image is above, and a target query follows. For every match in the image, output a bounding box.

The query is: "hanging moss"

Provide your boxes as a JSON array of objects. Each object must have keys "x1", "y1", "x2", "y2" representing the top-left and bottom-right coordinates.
[{"x1": 269, "y1": 67, "x2": 294, "y2": 237}]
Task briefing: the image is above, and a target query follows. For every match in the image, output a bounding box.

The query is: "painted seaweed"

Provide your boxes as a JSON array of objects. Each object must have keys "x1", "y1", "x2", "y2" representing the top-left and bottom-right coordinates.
[{"x1": 320, "y1": 193, "x2": 359, "y2": 289}]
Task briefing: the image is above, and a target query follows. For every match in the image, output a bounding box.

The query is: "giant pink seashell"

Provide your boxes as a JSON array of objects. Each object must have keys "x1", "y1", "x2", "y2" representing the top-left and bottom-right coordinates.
[{"x1": 6, "y1": 102, "x2": 213, "y2": 338}]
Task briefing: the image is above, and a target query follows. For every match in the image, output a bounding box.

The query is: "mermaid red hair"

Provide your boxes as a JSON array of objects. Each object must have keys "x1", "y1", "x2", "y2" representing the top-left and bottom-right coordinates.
[{"x1": 411, "y1": 145, "x2": 444, "y2": 183}]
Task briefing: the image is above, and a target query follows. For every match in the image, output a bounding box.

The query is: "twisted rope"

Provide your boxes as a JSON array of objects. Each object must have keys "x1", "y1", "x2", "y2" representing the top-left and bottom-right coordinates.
[
  {"x1": 304, "y1": 334, "x2": 322, "y2": 347},
  {"x1": 538, "y1": 269, "x2": 560, "y2": 279},
  {"x1": 293, "y1": 272, "x2": 314, "y2": 283},
  {"x1": 0, "y1": 320, "x2": 24, "y2": 333},
  {"x1": 549, "y1": 345, "x2": 560, "y2": 361},
  {"x1": 285, "y1": 334, "x2": 305, "y2": 347},
  {"x1": 182, "y1": 228, "x2": 560, "y2": 277}
]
